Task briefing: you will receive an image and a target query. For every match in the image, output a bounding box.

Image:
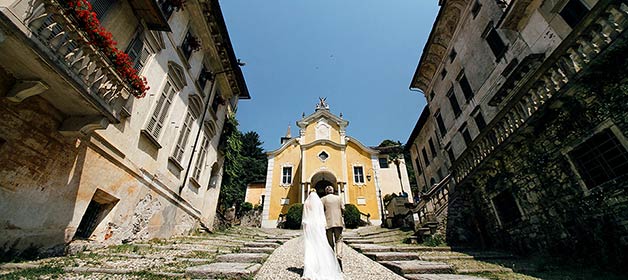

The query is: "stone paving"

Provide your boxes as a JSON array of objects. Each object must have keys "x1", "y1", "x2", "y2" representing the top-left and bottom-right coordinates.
[
  {"x1": 255, "y1": 236, "x2": 405, "y2": 280},
  {"x1": 0, "y1": 227, "x2": 298, "y2": 279}
]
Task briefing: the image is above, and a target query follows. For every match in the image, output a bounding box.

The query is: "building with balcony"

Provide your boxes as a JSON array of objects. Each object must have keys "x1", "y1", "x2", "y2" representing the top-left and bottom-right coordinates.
[
  {"x1": 0, "y1": 0, "x2": 249, "y2": 257},
  {"x1": 407, "y1": 0, "x2": 628, "y2": 267}
]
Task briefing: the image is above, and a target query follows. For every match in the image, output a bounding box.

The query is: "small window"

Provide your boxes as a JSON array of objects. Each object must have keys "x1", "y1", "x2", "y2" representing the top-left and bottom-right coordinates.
[
  {"x1": 379, "y1": 158, "x2": 389, "y2": 168},
  {"x1": 211, "y1": 90, "x2": 223, "y2": 112},
  {"x1": 474, "y1": 111, "x2": 487, "y2": 132},
  {"x1": 447, "y1": 88, "x2": 462, "y2": 118},
  {"x1": 181, "y1": 31, "x2": 198, "y2": 60},
  {"x1": 357, "y1": 197, "x2": 367, "y2": 205},
  {"x1": 459, "y1": 74, "x2": 474, "y2": 102},
  {"x1": 492, "y1": 190, "x2": 522, "y2": 225},
  {"x1": 569, "y1": 128, "x2": 628, "y2": 188},
  {"x1": 449, "y1": 49, "x2": 457, "y2": 62},
  {"x1": 353, "y1": 166, "x2": 365, "y2": 184},
  {"x1": 282, "y1": 166, "x2": 293, "y2": 185},
  {"x1": 428, "y1": 138, "x2": 437, "y2": 158},
  {"x1": 486, "y1": 27, "x2": 506, "y2": 60},
  {"x1": 74, "y1": 189, "x2": 118, "y2": 239},
  {"x1": 435, "y1": 112, "x2": 447, "y2": 137},
  {"x1": 319, "y1": 151, "x2": 329, "y2": 161},
  {"x1": 198, "y1": 66, "x2": 212, "y2": 92},
  {"x1": 471, "y1": 1, "x2": 482, "y2": 18},
  {"x1": 429, "y1": 91, "x2": 435, "y2": 101},
  {"x1": 280, "y1": 198, "x2": 290, "y2": 205},
  {"x1": 158, "y1": 0, "x2": 177, "y2": 19},
  {"x1": 560, "y1": 0, "x2": 590, "y2": 29},
  {"x1": 440, "y1": 69, "x2": 447, "y2": 80},
  {"x1": 414, "y1": 156, "x2": 422, "y2": 175},
  {"x1": 461, "y1": 128, "x2": 472, "y2": 146},
  {"x1": 446, "y1": 146, "x2": 455, "y2": 163},
  {"x1": 422, "y1": 148, "x2": 430, "y2": 166}
]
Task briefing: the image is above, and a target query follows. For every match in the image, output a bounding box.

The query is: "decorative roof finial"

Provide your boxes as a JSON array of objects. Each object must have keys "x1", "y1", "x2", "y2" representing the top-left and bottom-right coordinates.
[
  {"x1": 286, "y1": 125, "x2": 291, "y2": 138},
  {"x1": 340, "y1": 112, "x2": 343, "y2": 118},
  {"x1": 315, "y1": 97, "x2": 330, "y2": 111}
]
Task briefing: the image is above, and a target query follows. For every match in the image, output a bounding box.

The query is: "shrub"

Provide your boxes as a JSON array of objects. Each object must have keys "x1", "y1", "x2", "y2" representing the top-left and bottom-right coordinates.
[
  {"x1": 343, "y1": 204, "x2": 361, "y2": 229},
  {"x1": 285, "y1": 203, "x2": 303, "y2": 229},
  {"x1": 240, "y1": 202, "x2": 253, "y2": 213},
  {"x1": 422, "y1": 234, "x2": 447, "y2": 247}
]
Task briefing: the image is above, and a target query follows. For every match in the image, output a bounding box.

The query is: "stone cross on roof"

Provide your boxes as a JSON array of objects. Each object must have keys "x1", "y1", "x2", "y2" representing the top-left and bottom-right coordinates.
[{"x1": 315, "y1": 97, "x2": 330, "y2": 111}]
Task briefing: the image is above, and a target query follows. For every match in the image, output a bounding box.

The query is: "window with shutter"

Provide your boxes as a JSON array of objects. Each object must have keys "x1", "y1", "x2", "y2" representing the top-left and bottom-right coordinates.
[
  {"x1": 192, "y1": 135, "x2": 210, "y2": 181},
  {"x1": 146, "y1": 81, "x2": 176, "y2": 139},
  {"x1": 89, "y1": 0, "x2": 116, "y2": 19},
  {"x1": 127, "y1": 30, "x2": 150, "y2": 72},
  {"x1": 172, "y1": 111, "x2": 193, "y2": 163}
]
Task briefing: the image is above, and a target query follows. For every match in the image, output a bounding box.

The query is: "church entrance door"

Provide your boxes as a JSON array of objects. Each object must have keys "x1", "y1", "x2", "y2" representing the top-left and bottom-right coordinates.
[{"x1": 310, "y1": 171, "x2": 337, "y2": 198}]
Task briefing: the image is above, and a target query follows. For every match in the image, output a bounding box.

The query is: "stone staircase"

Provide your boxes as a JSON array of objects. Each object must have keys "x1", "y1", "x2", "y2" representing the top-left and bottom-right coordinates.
[
  {"x1": 0, "y1": 227, "x2": 299, "y2": 279},
  {"x1": 345, "y1": 226, "x2": 531, "y2": 280}
]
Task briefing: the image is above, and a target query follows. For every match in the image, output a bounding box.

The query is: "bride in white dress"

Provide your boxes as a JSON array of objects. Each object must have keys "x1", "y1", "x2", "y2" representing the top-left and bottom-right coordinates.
[{"x1": 301, "y1": 190, "x2": 343, "y2": 280}]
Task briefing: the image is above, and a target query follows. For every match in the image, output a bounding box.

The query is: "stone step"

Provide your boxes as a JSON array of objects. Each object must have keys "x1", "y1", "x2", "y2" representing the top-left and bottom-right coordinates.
[
  {"x1": 214, "y1": 253, "x2": 268, "y2": 263},
  {"x1": 240, "y1": 247, "x2": 275, "y2": 254},
  {"x1": 185, "y1": 262, "x2": 261, "y2": 279},
  {"x1": 405, "y1": 273, "x2": 490, "y2": 280},
  {"x1": 456, "y1": 267, "x2": 513, "y2": 274},
  {"x1": 258, "y1": 239, "x2": 286, "y2": 244},
  {"x1": 351, "y1": 244, "x2": 451, "y2": 253},
  {"x1": 380, "y1": 260, "x2": 454, "y2": 275},
  {"x1": 359, "y1": 230, "x2": 411, "y2": 238},
  {"x1": 366, "y1": 251, "x2": 481, "y2": 262},
  {"x1": 344, "y1": 239, "x2": 375, "y2": 244},
  {"x1": 243, "y1": 242, "x2": 280, "y2": 248}
]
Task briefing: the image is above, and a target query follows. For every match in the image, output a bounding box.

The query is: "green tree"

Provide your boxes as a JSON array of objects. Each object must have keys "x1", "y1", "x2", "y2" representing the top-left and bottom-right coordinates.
[{"x1": 218, "y1": 116, "x2": 268, "y2": 213}]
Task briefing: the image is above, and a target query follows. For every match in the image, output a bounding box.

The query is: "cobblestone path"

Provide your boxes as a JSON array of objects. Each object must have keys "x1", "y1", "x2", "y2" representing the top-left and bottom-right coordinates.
[
  {"x1": 255, "y1": 236, "x2": 405, "y2": 280},
  {"x1": 0, "y1": 227, "x2": 298, "y2": 279}
]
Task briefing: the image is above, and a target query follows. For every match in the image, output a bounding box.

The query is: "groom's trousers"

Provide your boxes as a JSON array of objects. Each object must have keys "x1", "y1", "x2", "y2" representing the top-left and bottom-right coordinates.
[{"x1": 326, "y1": 227, "x2": 343, "y2": 259}]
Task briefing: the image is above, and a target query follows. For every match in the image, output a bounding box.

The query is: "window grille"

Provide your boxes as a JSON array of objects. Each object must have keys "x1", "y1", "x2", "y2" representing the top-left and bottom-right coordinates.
[
  {"x1": 569, "y1": 129, "x2": 628, "y2": 188},
  {"x1": 435, "y1": 113, "x2": 447, "y2": 136},
  {"x1": 198, "y1": 66, "x2": 212, "y2": 92}
]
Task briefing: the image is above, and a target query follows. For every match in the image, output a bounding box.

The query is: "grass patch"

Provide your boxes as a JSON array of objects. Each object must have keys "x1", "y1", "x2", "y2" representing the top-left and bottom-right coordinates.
[
  {"x1": 421, "y1": 234, "x2": 447, "y2": 247},
  {"x1": 1, "y1": 265, "x2": 64, "y2": 279}
]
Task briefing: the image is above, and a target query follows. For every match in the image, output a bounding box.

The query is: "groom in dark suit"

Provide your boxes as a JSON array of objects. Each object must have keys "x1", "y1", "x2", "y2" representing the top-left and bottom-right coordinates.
[{"x1": 320, "y1": 185, "x2": 344, "y2": 270}]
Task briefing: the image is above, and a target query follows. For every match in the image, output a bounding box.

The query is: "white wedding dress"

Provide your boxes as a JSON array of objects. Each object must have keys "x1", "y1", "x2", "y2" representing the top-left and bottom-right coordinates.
[{"x1": 302, "y1": 192, "x2": 343, "y2": 280}]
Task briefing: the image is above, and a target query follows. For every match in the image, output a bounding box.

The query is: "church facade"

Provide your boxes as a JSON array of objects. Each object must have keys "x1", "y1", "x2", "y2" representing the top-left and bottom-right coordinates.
[{"x1": 260, "y1": 100, "x2": 411, "y2": 228}]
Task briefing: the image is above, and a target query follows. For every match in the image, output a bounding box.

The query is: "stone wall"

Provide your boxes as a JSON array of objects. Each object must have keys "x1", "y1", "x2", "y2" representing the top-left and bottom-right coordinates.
[{"x1": 449, "y1": 44, "x2": 628, "y2": 269}]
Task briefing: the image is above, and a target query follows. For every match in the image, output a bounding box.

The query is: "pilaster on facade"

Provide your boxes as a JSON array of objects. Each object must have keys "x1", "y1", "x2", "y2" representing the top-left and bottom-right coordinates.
[{"x1": 261, "y1": 156, "x2": 275, "y2": 228}]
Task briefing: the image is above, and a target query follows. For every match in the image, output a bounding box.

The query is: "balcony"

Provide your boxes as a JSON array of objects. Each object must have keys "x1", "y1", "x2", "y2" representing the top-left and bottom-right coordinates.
[
  {"x1": 0, "y1": 0, "x2": 134, "y2": 136},
  {"x1": 451, "y1": 1, "x2": 628, "y2": 184}
]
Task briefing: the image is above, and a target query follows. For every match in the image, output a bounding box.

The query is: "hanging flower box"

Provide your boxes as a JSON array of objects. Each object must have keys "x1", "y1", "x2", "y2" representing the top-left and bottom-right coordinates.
[{"x1": 65, "y1": 0, "x2": 149, "y2": 98}]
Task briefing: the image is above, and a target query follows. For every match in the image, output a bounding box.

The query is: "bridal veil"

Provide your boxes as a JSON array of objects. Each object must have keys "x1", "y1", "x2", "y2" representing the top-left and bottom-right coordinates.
[{"x1": 302, "y1": 192, "x2": 342, "y2": 280}]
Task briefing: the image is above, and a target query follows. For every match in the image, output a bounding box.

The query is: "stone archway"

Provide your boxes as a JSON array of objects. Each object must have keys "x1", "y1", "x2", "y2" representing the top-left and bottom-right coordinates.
[{"x1": 310, "y1": 171, "x2": 337, "y2": 198}]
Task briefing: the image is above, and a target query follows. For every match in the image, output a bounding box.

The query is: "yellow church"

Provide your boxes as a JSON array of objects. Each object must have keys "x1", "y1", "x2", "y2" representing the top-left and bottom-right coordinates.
[{"x1": 256, "y1": 99, "x2": 411, "y2": 228}]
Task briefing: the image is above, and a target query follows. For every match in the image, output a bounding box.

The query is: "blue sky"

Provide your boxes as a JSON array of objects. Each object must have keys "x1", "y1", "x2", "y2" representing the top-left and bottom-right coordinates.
[{"x1": 220, "y1": 1, "x2": 439, "y2": 151}]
